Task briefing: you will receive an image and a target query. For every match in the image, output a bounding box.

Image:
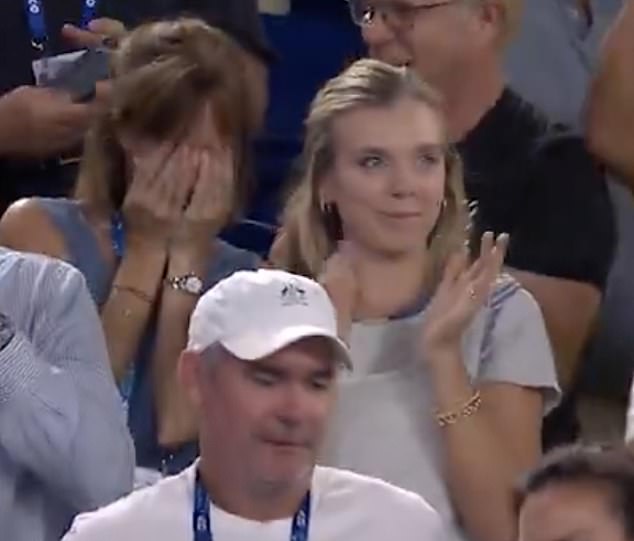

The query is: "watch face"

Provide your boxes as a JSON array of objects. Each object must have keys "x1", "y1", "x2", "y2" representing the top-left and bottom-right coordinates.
[{"x1": 184, "y1": 275, "x2": 203, "y2": 295}]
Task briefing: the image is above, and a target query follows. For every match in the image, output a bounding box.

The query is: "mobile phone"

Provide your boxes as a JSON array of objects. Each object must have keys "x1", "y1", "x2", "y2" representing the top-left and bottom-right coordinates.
[{"x1": 45, "y1": 48, "x2": 111, "y2": 103}]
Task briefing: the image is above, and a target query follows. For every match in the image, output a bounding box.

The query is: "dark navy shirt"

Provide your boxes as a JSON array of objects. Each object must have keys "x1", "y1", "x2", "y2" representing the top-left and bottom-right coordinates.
[{"x1": 457, "y1": 88, "x2": 616, "y2": 290}]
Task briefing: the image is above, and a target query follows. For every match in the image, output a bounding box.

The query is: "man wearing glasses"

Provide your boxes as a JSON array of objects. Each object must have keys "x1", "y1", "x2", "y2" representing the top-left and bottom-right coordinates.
[{"x1": 345, "y1": 0, "x2": 616, "y2": 537}]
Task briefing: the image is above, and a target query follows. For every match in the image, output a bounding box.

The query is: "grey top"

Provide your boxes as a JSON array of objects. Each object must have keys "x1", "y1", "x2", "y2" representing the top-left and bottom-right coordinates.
[
  {"x1": 0, "y1": 248, "x2": 135, "y2": 541},
  {"x1": 506, "y1": 0, "x2": 634, "y2": 405},
  {"x1": 34, "y1": 197, "x2": 260, "y2": 474},
  {"x1": 504, "y1": 0, "x2": 623, "y2": 128},
  {"x1": 319, "y1": 277, "x2": 560, "y2": 541}
]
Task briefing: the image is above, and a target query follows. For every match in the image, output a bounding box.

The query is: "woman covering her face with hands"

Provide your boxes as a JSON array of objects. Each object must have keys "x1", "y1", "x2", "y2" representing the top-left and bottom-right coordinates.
[
  {"x1": 270, "y1": 59, "x2": 560, "y2": 541},
  {"x1": 0, "y1": 19, "x2": 259, "y2": 476}
]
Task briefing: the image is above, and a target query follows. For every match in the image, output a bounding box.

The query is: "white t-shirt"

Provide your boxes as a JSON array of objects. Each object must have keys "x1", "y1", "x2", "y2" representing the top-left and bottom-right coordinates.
[
  {"x1": 319, "y1": 277, "x2": 560, "y2": 541},
  {"x1": 62, "y1": 463, "x2": 446, "y2": 541}
]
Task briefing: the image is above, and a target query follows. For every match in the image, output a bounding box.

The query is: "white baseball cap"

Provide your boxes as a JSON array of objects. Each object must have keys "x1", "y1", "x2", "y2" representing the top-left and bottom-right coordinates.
[{"x1": 187, "y1": 269, "x2": 352, "y2": 369}]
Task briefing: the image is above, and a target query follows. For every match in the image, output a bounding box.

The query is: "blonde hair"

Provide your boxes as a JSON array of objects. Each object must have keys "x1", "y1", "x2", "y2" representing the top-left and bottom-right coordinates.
[
  {"x1": 75, "y1": 18, "x2": 252, "y2": 217},
  {"x1": 272, "y1": 59, "x2": 470, "y2": 284}
]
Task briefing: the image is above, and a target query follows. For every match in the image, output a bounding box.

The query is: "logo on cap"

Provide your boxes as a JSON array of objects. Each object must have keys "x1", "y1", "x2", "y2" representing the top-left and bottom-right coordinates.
[{"x1": 281, "y1": 281, "x2": 308, "y2": 306}]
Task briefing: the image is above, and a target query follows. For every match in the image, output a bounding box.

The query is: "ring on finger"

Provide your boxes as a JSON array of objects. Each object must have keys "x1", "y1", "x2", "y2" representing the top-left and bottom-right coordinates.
[{"x1": 100, "y1": 36, "x2": 117, "y2": 48}]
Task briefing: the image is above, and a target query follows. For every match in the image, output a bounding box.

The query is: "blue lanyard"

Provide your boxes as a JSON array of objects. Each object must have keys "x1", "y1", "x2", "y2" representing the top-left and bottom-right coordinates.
[
  {"x1": 193, "y1": 469, "x2": 311, "y2": 541},
  {"x1": 111, "y1": 212, "x2": 125, "y2": 259},
  {"x1": 25, "y1": 0, "x2": 101, "y2": 50},
  {"x1": 110, "y1": 212, "x2": 136, "y2": 409}
]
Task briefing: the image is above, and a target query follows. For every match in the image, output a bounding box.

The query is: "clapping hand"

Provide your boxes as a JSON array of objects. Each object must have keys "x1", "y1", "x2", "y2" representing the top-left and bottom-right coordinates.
[{"x1": 420, "y1": 232, "x2": 509, "y2": 362}]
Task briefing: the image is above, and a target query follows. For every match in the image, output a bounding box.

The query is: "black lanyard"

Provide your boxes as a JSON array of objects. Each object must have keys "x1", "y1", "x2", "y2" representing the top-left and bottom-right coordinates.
[
  {"x1": 25, "y1": 0, "x2": 101, "y2": 51},
  {"x1": 193, "y1": 469, "x2": 312, "y2": 541}
]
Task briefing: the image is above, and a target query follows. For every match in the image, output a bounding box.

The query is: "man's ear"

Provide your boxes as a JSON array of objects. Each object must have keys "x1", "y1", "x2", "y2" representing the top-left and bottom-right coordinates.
[
  {"x1": 473, "y1": 0, "x2": 507, "y2": 46},
  {"x1": 178, "y1": 351, "x2": 204, "y2": 408}
]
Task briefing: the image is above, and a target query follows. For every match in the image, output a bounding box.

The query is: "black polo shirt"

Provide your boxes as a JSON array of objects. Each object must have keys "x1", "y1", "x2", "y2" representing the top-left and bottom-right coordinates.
[{"x1": 457, "y1": 88, "x2": 616, "y2": 291}]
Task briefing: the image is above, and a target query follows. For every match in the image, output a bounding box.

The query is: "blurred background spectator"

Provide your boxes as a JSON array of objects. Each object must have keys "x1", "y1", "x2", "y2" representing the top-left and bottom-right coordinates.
[
  {"x1": 0, "y1": 1, "x2": 126, "y2": 213},
  {"x1": 505, "y1": 0, "x2": 623, "y2": 129},
  {"x1": 586, "y1": 0, "x2": 634, "y2": 186},
  {"x1": 516, "y1": 444, "x2": 634, "y2": 541},
  {"x1": 504, "y1": 0, "x2": 634, "y2": 443}
]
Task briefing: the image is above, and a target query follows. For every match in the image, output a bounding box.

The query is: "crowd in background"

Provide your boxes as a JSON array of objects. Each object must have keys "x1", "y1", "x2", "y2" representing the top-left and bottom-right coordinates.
[{"x1": 1, "y1": 0, "x2": 634, "y2": 540}]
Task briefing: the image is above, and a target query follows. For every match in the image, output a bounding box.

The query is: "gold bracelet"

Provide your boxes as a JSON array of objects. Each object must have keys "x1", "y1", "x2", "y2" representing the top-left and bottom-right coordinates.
[
  {"x1": 435, "y1": 390, "x2": 482, "y2": 428},
  {"x1": 112, "y1": 284, "x2": 154, "y2": 304}
]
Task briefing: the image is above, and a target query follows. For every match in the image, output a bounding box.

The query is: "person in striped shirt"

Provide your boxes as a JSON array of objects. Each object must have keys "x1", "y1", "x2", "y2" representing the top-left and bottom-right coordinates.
[{"x1": 0, "y1": 248, "x2": 134, "y2": 541}]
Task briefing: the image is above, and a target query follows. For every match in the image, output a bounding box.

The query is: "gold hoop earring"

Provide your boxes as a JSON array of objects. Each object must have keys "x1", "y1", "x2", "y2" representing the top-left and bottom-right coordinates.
[
  {"x1": 320, "y1": 201, "x2": 343, "y2": 242},
  {"x1": 428, "y1": 199, "x2": 447, "y2": 246}
]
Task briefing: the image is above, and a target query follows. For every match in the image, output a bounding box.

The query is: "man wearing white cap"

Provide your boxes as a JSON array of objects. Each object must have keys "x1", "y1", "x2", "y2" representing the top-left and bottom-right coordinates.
[{"x1": 62, "y1": 269, "x2": 446, "y2": 541}]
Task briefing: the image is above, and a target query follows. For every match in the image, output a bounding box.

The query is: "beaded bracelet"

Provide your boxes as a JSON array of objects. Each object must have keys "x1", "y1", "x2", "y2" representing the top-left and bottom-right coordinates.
[{"x1": 435, "y1": 390, "x2": 482, "y2": 428}]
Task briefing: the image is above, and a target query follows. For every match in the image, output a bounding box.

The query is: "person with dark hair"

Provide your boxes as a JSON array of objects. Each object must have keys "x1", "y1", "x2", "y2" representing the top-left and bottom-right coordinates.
[
  {"x1": 517, "y1": 444, "x2": 634, "y2": 541},
  {"x1": 0, "y1": 18, "x2": 260, "y2": 478}
]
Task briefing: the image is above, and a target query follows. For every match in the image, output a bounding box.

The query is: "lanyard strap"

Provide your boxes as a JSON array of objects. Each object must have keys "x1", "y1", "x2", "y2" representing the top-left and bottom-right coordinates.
[
  {"x1": 25, "y1": 0, "x2": 101, "y2": 50},
  {"x1": 111, "y1": 212, "x2": 125, "y2": 259},
  {"x1": 110, "y1": 212, "x2": 136, "y2": 409},
  {"x1": 193, "y1": 469, "x2": 311, "y2": 541}
]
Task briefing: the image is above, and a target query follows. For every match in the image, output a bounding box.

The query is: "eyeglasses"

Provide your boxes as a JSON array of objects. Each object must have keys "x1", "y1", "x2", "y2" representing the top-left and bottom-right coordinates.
[{"x1": 346, "y1": 0, "x2": 456, "y2": 28}]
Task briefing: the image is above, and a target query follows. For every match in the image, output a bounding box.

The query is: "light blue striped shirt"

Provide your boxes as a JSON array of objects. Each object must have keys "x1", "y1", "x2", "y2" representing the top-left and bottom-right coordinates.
[{"x1": 0, "y1": 248, "x2": 134, "y2": 541}]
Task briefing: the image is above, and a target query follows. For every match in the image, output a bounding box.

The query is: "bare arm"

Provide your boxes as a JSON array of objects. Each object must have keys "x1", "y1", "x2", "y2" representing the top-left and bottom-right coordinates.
[
  {"x1": 585, "y1": 0, "x2": 634, "y2": 185},
  {"x1": 152, "y1": 146, "x2": 239, "y2": 447},
  {"x1": 151, "y1": 256, "x2": 204, "y2": 448},
  {"x1": 419, "y1": 236, "x2": 556, "y2": 541},
  {"x1": 0, "y1": 200, "x2": 167, "y2": 384},
  {"x1": 99, "y1": 244, "x2": 167, "y2": 383},
  {"x1": 510, "y1": 270, "x2": 600, "y2": 390},
  {"x1": 0, "y1": 199, "x2": 71, "y2": 259},
  {"x1": 428, "y1": 352, "x2": 542, "y2": 541}
]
